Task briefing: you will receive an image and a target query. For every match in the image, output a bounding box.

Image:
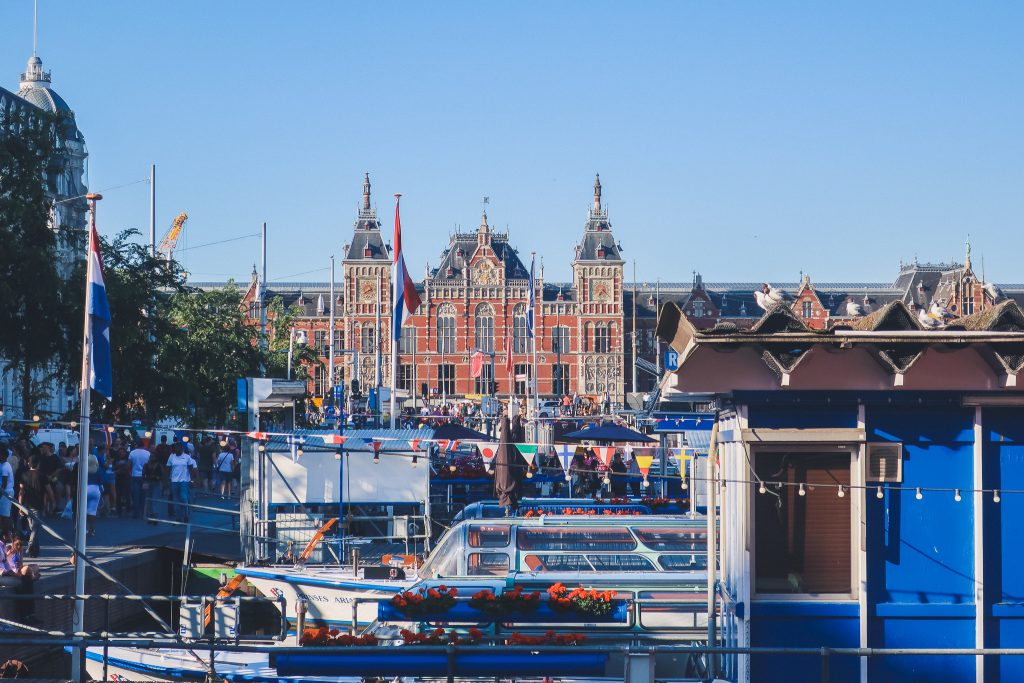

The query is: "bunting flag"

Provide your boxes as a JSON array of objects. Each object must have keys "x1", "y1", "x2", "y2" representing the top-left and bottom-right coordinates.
[
  {"x1": 322, "y1": 434, "x2": 346, "y2": 445},
  {"x1": 594, "y1": 446, "x2": 616, "y2": 467},
  {"x1": 409, "y1": 438, "x2": 421, "y2": 452},
  {"x1": 555, "y1": 444, "x2": 576, "y2": 480},
  {"x1": 246, "y1": 431, "x2": 269, "y2": 440},
  {"x1": 676, "y1": 448, "x2": 694, "y2": 490},
  {"x1": 478, "y1": 443, "x2": 499, "y2": 471},
  {"x1": 515, "y1": 444, "x2": 539, "y2": 466},
  {"x1": 436, "y1": 439, "x2": 450, "y2": 452},
  {"x1": 527, "y1": 254, "x2": 536, "y2": 338},
  {"x1": 370, "y1": 440, "x2": 383, "y2": 454},
  {"x1": 633, "y1": 449, "x2": 654, "y2": 477}
]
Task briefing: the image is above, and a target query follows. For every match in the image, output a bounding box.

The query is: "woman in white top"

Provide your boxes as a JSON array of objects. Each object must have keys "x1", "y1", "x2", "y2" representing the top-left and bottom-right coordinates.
[{"x1": 215, "y1": 448, "x2": 235, "y2": 498}]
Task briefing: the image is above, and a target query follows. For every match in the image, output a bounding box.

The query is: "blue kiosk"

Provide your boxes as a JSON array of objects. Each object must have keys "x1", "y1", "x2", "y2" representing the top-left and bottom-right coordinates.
[{"x1": 658, "y1": 299, "x2": 1024, "y2": 683}]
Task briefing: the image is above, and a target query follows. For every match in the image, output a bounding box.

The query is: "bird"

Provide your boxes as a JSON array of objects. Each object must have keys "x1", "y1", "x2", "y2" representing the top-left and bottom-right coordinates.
[
  {"x1": 984, "y1": 282, "x2": 1004, "y2": 302},
  {"x1": 753, "y1": 283, "x2": 792, "y2": 311},
  {"x1": 918, "y1": 308, "x2": 943, "y2": 328},
  {"x1": 845, "y1": 299, "x2": 866, "y2": 317},
  {"x1": 929, "y1": 301, "x2": 952, "y2": 321}
]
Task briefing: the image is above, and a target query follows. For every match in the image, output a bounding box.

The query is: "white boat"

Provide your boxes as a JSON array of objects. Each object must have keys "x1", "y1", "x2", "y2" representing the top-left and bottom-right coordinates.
[
  {"x1": 83, "y1": 644, "x2": 358, "y2": 683},
  {"x1": 237, "y1": 564, "x2": 417, "y2": 629}
]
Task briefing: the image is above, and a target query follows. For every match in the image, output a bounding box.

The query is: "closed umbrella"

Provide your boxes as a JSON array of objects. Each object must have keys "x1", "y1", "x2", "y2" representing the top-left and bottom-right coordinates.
[{"x1": 493, "y1": 416, "x2": 525, "y2": 514}]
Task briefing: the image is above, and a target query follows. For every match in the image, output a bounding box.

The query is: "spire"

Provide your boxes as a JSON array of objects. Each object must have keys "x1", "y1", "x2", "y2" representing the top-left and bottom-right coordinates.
[
  {"x1": 593, "y1": 173, "x2": 602, "y2": 211},
  {"x1": 965, "y1": 235, "x2": 972, "y2": 272},
  {"x1": 362, "y1": 173, "x2": 371, "y2": 211},
  {"x1": 479, "y1": 196, "x2": 490, "y2": 233}
]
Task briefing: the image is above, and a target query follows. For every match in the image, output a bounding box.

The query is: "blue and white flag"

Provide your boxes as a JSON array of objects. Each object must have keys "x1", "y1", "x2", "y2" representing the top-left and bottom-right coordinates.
[
  {"x1": 88, "y1": 224, "x2": 112, "y2": 399},
  {"x1": 526, "y1": 254, "x2": 536, "y2": 339},
  {"x1": 555, "y1": 444, "x2": 576, "y2": 480}
]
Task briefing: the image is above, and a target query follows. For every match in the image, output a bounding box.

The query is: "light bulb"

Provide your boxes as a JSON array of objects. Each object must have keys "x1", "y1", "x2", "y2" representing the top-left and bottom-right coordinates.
[
  {"x1": 106, "y1": 426, "x2": 115, "y2": 433},
  {"x1": 994, "y1": 490, "x2": 1001, "y2": 503},
  {"x1": 681, "y1": 479, "x2": 689, "y2": 490},
  {"x1": 526, "y1": 470, "x2": 534, "y2": 478},
  {"x1": 449, "y1": 464, "x2": 457, "y2": 472},
  {"x1": 954, "y1": 488, "x2": 962, "y2": 502},
  {"x1": 603, "y1": 475, "x2": 610, "y2": 485},
  {"x1": 758, "y1": 482, "x2": 766, "y2": 494},
  {"x1": 915, "y1": 487, "x2": 923, "y2": 500},
  {"x1": 798, "y1": 483, "x2": 806, "y2": 496},
  {"x1": 296, "y1": 448, "x2": 303, "y2": 457},
  {"x1": 837, "y1": 486, "x2": 845, "y2": 498},
  {"x1": 876, "y1": 486, "x2": 884, "y2": 499},
  {"x1": 258, "y1": 444, "x2": 266, "y2": 452},
  {"x1": 32, "y1": 415, "x2": 41, "y2": 422},
  {"x1": 334, "y1": 452, "x2": 341, "y2": 460},
  {"x1": 144, "y1": 431, "x2": 152, "y2": 438},
  {"x1": 411, "y1": 456, "x2": 418, "y2": 468},
  {"x1": 182, "y1": 436, "x2": 189, "y2": 443},
  {"x1": 642, "y1": 479, "x2": 650, "y2": 488},
  {"x1": 564, "y1": 473, "x2": 571, "y2": 481},
  {"x1": 69, "y1": 421, "x2": 78, "y2": 429},
  {"x1": 220, "y1": 440, "x2": 228, "y2": 448}
]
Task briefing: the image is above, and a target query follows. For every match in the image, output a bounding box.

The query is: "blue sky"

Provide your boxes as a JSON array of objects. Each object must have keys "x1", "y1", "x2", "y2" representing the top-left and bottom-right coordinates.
[{"x1": 2, "y1": 2, "x2": 1021, "y2": 285}]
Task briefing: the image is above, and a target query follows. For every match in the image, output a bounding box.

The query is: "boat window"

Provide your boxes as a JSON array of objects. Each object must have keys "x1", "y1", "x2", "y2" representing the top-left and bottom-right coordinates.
[
  {"x1": 467, "y1": 553, "x2": 510, "y2": 576},
  {"x1": 517, "y1": 527, "x2": 636, "y2": 551},
  {"x1": 586, "y1": 554, "x2": 656, "y2": 571},
  {"x1": 419, "y1": 528, "x2": 465, "y2": 579},
  {"x1": 659, "y1": 554, "x2": 708, "y2": 570},
  {"x1": 523, "y1": 554, "x2": 594, "y2": 572},
  {"x1": 468, "y1": 525, "x2": 511, "y2": 548},
  {"x1": 638, "y1": 591, "x2": 706, "y2": 630},
  {"x1": 635, "y1": 528, "x2": 707, "y2": 551}
]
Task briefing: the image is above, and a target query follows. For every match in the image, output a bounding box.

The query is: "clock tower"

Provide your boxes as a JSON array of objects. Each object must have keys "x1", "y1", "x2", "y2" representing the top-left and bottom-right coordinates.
[
  {"x1": 342, "y1": 173, "x2": 393, "y2": 389},
  {"x1": 571, "y1": 174, "x2": 626, "y2": 401}
]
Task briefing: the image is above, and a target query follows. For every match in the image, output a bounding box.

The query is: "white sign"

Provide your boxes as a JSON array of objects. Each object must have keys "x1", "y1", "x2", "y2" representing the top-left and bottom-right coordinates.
[{"x1": 268, "y1": 450, "x2": 428, "y2": 504}]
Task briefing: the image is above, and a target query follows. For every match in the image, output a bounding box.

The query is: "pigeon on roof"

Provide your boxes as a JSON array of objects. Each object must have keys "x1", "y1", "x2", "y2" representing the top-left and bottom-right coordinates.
[{"x1": 753, "y1": 283, "x2": 791, "y2": 311}]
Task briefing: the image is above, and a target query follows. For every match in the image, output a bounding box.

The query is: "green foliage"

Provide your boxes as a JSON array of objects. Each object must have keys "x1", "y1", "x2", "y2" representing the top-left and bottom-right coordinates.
[{"x1": 0, "y1": 108, "x2": 70, "y2": 414}]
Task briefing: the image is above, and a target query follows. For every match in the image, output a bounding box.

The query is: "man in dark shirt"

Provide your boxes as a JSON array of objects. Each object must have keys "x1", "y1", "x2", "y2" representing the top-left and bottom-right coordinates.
[
  {"x1": 197, "y1": 437, "x2": 215, "y2": 493},
  {"x1": 18, "y1": 456, "x2": 51, "y2": 557}
]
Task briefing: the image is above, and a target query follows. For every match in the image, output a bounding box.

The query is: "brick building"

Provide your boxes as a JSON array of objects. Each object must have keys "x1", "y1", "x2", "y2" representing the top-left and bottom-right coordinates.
[{"x1": 238, "y1": 175, "x2": 627, "y2": 405}]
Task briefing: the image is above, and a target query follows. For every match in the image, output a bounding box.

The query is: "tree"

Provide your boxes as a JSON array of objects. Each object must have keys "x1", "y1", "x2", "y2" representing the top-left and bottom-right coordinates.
[
  {"x1": 0, "y1": 107, "x2": 70, "y2": 415},
  {"x1": 162, "y1": 283, "x2": 266, "y2": 427}
]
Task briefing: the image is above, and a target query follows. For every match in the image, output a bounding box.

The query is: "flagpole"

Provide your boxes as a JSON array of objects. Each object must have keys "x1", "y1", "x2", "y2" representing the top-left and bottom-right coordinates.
[
  {"x1": 72, "y1": 193, "x2": 102, "y2": 683},
  {"x1": 530, "y1": 252, "x2": 539, "y2": 440},
  {"x1": 389, "y1": 194, "x2": 401, "y2": 429}
]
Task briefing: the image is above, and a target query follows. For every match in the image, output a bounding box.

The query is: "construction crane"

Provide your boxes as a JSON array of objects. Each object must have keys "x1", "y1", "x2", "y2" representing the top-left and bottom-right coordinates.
[{"x1": 158, "y1": 211, "x2": 188, "y2": 261}]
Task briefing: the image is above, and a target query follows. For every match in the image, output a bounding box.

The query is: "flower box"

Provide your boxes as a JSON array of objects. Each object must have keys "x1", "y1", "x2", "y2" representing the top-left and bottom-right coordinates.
[{"x1": 378, "y1": 599, "x2": 628, "y2": 624}]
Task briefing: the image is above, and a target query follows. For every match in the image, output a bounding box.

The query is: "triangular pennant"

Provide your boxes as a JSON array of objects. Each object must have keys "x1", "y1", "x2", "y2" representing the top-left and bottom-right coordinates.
[
  {"x1": 555, "y1": 445, "x2": 576, "y2": 480},
  {"x1": 515, "y1": 444, "x2": 539, "y2": 466},
  {"x1": 594, "y1": 446, "x2": 615, "y2": 467},
  {"x1": 633, "y1": 450, "x2": 654, "y2": 477},
  {"x1": 409, "y1": 438, "x2": 421, "y2": 452},
  {"x1": 436, "y1": 439, "x2": 450, "y2": 452},
  {"x1": 448, "y1": 440, "x2": 461, "y2": 453},
  {"x1": 322, "y1": 434, "x2": 346, "y2": 445},
  {"x1": 371, "y1": 440, "x2": 383, "y2": 453},
  {"x1": 478, "y1": 444, "x2": 498, "y2": 465},
  {"x1": 246, "y1": 431, "x2": 268, "y2": 440}
]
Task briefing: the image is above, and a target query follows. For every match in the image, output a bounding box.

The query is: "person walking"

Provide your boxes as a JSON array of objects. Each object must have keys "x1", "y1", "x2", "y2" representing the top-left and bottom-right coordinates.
[
  {"x1": 166, "y1": 444, "x2": 197, "y2": 523},
  {"x1": 0, "y1": 447, "x2": 14, "y2": 539},
  {"x1": 128, "y1": 440, "x2": 151, "y2": 519},
  {"x1": 17, "y1": 456, "x2": 50, "y2": 557},
  {"x1": 215, "y1": 444, "x2": 234, "y2": 498}
]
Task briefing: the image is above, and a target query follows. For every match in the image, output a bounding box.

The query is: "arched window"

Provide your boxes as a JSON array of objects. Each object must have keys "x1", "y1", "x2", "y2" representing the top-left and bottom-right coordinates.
[
  {"x1": 475, "y1": 303, "x2": 494, "y2": 353},
  {"x1": 361, "y1": 324, "x2": 376, "y2": 354},
  {"x1": 583, "y1": 323, "x2": 592, "y2": 352},
  {"x1": 594, "y1": 323, "x2": 609, "y2": 353},
  {"x1": 437, "y1": 304, "x2": 456, "y2": 354},
  {"x1": 512, "y1": 303, "x2": 528, "y2": 353},
  {"x1": 608, "y1": 323, "x2": 618, "y2": 352}
]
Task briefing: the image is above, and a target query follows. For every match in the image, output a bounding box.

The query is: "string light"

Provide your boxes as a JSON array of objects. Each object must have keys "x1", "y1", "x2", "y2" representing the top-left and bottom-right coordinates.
[
  {"x1": 411, "y1": 455, "x2": 418, "y2": 468},
  {"x1": 954, "y1": 488, "x2": 962, "y2": 502},
  {"x1": 603, "y1": 474, "x2": 610, "y2": 485},
  {"x1": 876, "y1": 486, "x2": 884, "y2": 499},
  {"x1": 32, "y1": 415, "x2": 40, "y2": 422},
  {"x1": 373, "y1": 453, "x2": 380, "y2": 464},
  {"x1": 182, "y1": 436, "x2": 189, "y2": 443},
  {"x1": 758, "y1": 481, "x2": 766, "y2": 494},
  {"x1": 258, "y1": 444, "x2": 266, "y2": 452},
  {"x1": 681, "y1": 478, "x2": 688, "y2": 490},
  {"x1": 915, "y1": 487, "x2": 923, "y2": 500},
  {"x1": 798, "y1": 483, "x2": 806, "y2": 496},
  {"x1": 334, "y1": 451, "x2": 341, "y2": 460},
  {"x1": 837, "y1": 486, "x2": 845, "y2": 498},
  {"x1": 220, "y1": 439, "x2": 228, "y2": 448},
  {"x1": 144, "y1": 431, "x2": 152, "y2": 438},
  {"x1": 994, "y1": 490, "x2": 1001, "y2": 503},
  {"x1": 106, "y1": 426, "x2": 116, "y2": 433},
  {"x1": 69, "y1": 421, "x2": 77, "y2": 429}
]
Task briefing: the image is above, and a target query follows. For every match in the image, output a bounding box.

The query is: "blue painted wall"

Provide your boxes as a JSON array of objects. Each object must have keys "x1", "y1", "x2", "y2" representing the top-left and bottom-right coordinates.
[
  {"x1": 749, "y1": 602, "x2": 859, "y2": 683},
  {"x1": 866, "y1": 406, "x2": 976, "y2": 682},
  {"x1": 982, "y1": 408, "x2": 1024, "y2": 681}
]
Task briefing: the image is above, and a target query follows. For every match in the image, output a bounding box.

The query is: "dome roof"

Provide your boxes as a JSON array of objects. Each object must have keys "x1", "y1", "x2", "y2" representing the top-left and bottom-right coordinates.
[{"x1": 17, "y1": 84, "x2": 72, "y2": 114}]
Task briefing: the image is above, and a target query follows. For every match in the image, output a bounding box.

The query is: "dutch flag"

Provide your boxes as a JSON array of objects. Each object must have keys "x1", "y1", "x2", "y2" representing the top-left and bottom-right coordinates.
[
  {"x1": 88, "y1": 224, "x2": 112, "y2": 399},
  {"x1": 526, "y1": 254, "x2": 535, "y2": 339},
  {"x1": 392, "y1": 195, "x2": 422, "y2": 341}
]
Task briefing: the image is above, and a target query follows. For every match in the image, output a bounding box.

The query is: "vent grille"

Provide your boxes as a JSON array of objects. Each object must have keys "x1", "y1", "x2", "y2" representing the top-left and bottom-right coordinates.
[{"x1": 867, "y1": 443, "x2": 903, "y2": 483}]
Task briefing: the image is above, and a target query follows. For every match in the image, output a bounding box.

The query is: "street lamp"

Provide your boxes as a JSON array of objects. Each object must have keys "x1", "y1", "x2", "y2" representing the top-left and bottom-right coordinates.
[{"x1": 287, "y1": 328, "x2": 308, "y2": 379}]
